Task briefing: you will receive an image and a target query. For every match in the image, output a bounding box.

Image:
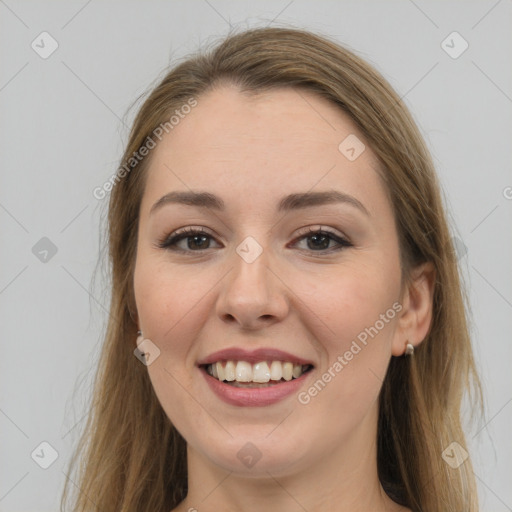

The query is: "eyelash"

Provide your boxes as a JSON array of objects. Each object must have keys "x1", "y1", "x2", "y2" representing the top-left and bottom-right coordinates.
[{"x1": 156, "y1": 226, "x2": 352, "y2": 255}]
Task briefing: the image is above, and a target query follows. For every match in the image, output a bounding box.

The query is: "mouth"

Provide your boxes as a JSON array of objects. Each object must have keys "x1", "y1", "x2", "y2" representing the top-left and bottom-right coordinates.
[
  {"x1": 197, "y1": 347, "x2": 315, "y2": 406},
  {"x1": 201, "y1": 360, "x2": 314, "y2": 388}
]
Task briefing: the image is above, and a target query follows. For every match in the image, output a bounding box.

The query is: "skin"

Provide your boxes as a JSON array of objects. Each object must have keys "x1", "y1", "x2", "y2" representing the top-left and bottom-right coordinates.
[{"x1": 133, "y1": 84, "x2": 435, "y2": 512}]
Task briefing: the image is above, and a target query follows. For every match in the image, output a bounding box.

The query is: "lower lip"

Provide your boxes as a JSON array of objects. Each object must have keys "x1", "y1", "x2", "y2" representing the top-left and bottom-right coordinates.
[{"x1": 200, "y1": 367, "x2": 312, "y2": 407}]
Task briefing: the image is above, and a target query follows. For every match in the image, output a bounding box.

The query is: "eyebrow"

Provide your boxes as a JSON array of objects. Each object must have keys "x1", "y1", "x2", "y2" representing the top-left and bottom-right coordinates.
[{"x1": 150, "y1": 189, "x2": 370, "y2": 216}]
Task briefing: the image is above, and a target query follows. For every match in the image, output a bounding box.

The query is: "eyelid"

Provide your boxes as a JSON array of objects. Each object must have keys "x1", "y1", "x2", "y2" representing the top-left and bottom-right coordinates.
[
  {"x1": 293, "y1": 224, "x2": 349, "y2": 241},
  {"x1": 288, "y1": 225, "x2": 352, "y2": 252},
  {"x1": 156, "y1": 226, "x2": 219, "y2": 249},
  {"x1": 156, "y1": 224, "x2": 352, "y2": 253}
]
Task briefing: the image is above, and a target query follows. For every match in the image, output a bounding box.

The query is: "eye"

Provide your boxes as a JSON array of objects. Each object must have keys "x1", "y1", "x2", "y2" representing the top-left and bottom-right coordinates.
[
  {"x1": 156, "y1": 226, "x2": 220, "y2": 252},
  {"x1": 156, "y1": 225, "x2": 352, "y2": 254},
  {"x1": 290, "y1": 226, "x2": 352, "y2": 253}
]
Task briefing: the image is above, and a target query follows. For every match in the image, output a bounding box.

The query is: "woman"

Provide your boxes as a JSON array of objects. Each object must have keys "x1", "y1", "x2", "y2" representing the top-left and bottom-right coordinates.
[{"x1": 62, "y1": 27, "x2": 483, "y2": 512}]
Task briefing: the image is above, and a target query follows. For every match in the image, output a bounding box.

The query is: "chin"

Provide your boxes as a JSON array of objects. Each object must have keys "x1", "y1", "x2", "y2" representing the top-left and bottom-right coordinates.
[{"x1": 191, "y1": 429, "x2": 314, "y2": 477}]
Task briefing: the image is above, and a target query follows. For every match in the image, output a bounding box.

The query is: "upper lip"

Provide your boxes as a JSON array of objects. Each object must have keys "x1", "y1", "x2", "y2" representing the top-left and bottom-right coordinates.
[{"x1": 197, "y1": 347, "x2": 315, "y2": 366}]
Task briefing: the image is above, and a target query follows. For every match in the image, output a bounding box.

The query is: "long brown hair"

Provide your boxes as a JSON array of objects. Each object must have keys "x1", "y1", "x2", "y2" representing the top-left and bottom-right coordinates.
[{"x1": 61, "y1": 27, "x2": 483, "y2": 511}]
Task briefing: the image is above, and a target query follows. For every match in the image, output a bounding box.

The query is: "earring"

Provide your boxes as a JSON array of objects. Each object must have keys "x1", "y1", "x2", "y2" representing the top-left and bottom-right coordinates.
[{"x1": 405, "y1": 342, "x2": 414, "y2": 356}]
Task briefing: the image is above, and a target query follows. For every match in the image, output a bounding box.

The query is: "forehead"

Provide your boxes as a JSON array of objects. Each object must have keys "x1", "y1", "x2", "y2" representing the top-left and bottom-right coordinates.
[{"x1": 140, "y1": 85, "x2": 389, "y2": 219}]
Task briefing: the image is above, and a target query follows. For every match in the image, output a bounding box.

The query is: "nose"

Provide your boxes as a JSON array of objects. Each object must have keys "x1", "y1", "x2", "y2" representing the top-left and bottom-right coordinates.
[{"x1": 215, "y1": 244, "x2": 289, "y2": 331}]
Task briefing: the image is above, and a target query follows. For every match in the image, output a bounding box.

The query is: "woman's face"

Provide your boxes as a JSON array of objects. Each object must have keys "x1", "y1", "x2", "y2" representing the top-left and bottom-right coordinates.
[{"x1": 134, "y1": 85, "x2": 407, "y2": 477}]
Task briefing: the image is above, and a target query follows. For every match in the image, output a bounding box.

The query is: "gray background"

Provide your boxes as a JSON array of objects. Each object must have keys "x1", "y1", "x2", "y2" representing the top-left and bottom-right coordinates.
[{"x1": 1, "y1": 1, "x2": 511, "y2": 510}]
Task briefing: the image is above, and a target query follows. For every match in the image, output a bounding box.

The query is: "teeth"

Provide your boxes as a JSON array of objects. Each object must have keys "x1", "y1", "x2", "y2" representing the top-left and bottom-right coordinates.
[
  {"x1": 216, "y1": 361, "x2": 225, "y2": 381},
  {"x1": 269, "y1": 361, "x2": 282, "y2": 380},
  {"x1": 235, "y1": 361, "x2": 252, "y2": 382},
  {"x1": 282, "y1": 362, "x2": 293, "y2": 381},
  {"x1": 224, "y1": 360, "x2": 236, "y2": 381},
  {"x1": 252, "y1": 362, "x2": 271, "y2": 383},
  {"x1": 206, "y1": 360, "x2": 311, "y2": 384}
]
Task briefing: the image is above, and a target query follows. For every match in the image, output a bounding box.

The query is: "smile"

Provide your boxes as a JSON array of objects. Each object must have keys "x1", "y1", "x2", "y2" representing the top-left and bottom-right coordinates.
[
  {"x1": 204, "y1": 360, "x2": 313, "y2": 386},
  {"x1": 197, "y1": 347, "x2": 315, "y2": 406}
]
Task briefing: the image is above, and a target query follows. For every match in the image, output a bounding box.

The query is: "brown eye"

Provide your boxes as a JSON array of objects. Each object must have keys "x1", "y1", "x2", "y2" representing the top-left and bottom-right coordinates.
[
  {"x1": 291, "y1": 228, "x2": 352, "y2": 253},
  {"x1": 157, "y1": 226, "x2": 352, "y2": 255},
  {"x1": 158, "y1": 228, "x2": 220, "y2": 252}
]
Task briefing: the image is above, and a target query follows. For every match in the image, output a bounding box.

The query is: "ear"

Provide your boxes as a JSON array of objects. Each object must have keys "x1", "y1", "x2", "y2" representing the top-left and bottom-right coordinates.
[{"x1": 392, "y1": 262, "x2": 436, "y2": 356}]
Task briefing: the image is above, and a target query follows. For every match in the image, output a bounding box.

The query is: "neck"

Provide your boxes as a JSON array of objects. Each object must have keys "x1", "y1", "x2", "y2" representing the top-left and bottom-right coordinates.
[{"x1": 175, "y1": 405, "x2": 404, "y2": 512}]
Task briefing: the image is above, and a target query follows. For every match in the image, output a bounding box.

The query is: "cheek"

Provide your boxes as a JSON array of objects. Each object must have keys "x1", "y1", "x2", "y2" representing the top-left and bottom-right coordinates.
[
  {"x1": 296, "y1": 258, "x2": 400, "y2": 344},
  {"x1": 293, "y1": 260, "x2": 400, "y2": 403},
  {"x1": 290, "y1": 282, "x2": 396, "y2": 444},
  {"x1": 133, "y1": 257, "x2": 215, "y2": 433},
  {"x1": 133, "y1": 254, "x2": 218, "y2": 366}
]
